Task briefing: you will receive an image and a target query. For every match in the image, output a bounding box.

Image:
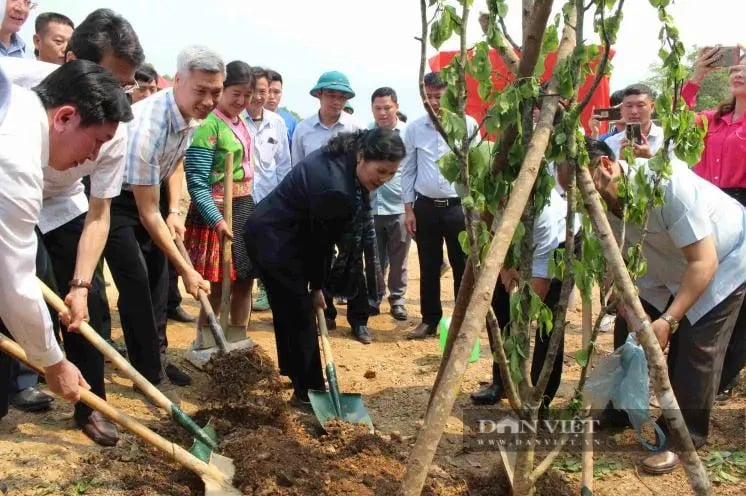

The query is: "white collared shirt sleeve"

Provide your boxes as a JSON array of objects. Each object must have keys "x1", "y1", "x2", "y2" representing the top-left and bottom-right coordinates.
[
  {"x1": 0, "y1": 87, "x2": 63, "y2": 367},
  {"x1": 90, "y1": 125, "x2": 127, "y2": 199},
  {"x1": 400, "y1": 122, "x2": 418, "y2": 204},
  {"x1": 291, "y1": 121, "x2": 308, "y2": 165},
  {"x1": 274, "y1": 118, "x2": 292, "y2": 184}
]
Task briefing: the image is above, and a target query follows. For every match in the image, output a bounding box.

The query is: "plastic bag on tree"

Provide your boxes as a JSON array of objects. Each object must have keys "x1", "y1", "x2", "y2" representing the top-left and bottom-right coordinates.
[{"x1": 585, "y1": 334, "x2": 666, "y2": 451}]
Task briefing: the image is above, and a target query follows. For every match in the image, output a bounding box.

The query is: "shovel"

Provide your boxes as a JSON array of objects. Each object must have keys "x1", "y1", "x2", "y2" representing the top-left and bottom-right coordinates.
[
  {"x1": 37, "y1": 278, "x2": 222, "y2": 463},
  {"x1": 0, "y1": 333, "x2": 240, "y2": 496},
  {"x1": 175, "y1": 237, "x2": 233, "y2": 353},
  {"x1": 308, "y1": 307, "x2": 374, "y2": 432},
  {"x1": 220, "y1": 153, "x2": 234, "y2": 334}
]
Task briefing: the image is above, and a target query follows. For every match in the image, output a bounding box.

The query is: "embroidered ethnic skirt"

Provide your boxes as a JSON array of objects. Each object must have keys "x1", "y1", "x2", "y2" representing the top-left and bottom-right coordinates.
[{"x1": 184, "y1": 194, "x2": 255, "y2": 282}]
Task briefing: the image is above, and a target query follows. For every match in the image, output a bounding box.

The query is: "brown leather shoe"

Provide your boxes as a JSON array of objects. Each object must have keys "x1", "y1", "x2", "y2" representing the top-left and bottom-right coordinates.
[
  {"x1": 77, "y1": 411, "x2": 119, "y2": 447},
  {"x1": 407, "y1": 322, "x2": 437, "y2": 340},
  {"x1": 641, "y1": 450, "x2": 679, "y2": 475}
]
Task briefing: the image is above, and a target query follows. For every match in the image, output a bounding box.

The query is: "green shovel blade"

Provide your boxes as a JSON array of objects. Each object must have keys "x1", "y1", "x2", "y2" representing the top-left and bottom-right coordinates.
[
  {"x1": 188, "y1": 419, "x2": 220, "y2": 463},
  {"x1": 308, "y1": 390, "x2": 374, "y2": 432}
]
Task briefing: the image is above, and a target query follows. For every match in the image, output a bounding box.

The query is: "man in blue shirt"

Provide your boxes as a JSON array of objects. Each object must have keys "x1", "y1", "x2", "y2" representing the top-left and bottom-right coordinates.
[
  {"x1": 369, "y1": 87, "x2": 409, "y2": 321},
  {"x1": 0, "y1": 0, "x2": 32, "y2": 58}
]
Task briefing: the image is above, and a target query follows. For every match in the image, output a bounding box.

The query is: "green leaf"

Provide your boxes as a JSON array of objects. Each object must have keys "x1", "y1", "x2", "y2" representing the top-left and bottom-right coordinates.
[
  {"x1": 437, "y1": 152, "x2": 461, "y2": 183},
  {"x1": 458, "y1": 230, "x2": 469, "y2": 256},
  {"x1": 575, "y1": 348, "x2": 589, "y2": 368},
  {"x1": 441, "y1": 109, "x2": 468, "y2": 143}
]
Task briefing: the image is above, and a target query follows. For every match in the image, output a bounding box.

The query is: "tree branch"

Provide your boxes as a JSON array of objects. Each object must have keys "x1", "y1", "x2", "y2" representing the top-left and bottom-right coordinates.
[
  {"x1": 487, "y1": 308, "x2": 522, "y2": 411},
  {"x1": 499, "y1": 14, "x2": 520, "y2": 51},
  {"x1": 479, "y1": 11, "x2": 521, "y2": 75}
]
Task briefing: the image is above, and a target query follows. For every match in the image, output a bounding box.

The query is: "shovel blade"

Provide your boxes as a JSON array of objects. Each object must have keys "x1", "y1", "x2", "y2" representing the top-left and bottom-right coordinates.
[
  {"x1": 201, "y1": 448, "x2": 239, "y2": 496},
  {"x1": 308, "y1": 390, "x2": 374, "y2": 432},
  {"x1": 188, "y1": 420, "x2": 220, "y2": 463}
]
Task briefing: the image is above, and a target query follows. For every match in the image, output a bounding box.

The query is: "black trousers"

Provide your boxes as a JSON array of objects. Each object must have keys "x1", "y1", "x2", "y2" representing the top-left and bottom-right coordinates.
[
  {"x1": 413, "y1": 197, "x2": 467, "y2": 326},
  {"x1": 613, "y1": 284, "x2": 746, "y2": 449},
  {"x1": 487, "y1": 278, "x2": 564, "y2": 408},
  {"x1": 91, "y1": 261, "x2": 112, "y2": 341},
  {"x1": 104, "y1": 192, "x2": 166, "y2": 384},
  {"x1": 324, "y1": 275, "x2": 369, "y2": 327},
  {"x1": 159, "y1": 182, "x2": 182, "y2": 313},
  {"x1": 40, "y1": 214, "x2": 107, "y2": 421},
  {"x1": 259, "y1": 266, "x2": 324, "y2": 399},
  {"x1": 717, "y1": 188, "x2": 746, "y2": 393}
]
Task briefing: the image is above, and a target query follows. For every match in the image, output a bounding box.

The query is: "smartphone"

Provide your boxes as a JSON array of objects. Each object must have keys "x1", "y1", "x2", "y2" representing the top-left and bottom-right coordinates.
[
  {"x1": 706, "y1": 46, "x2": 742, "y2": 68},
  {"x1": 594, "y1": 107, "x2": 622, "y2": 121},
  {"x1": 626, "y1": 123, "x2": 643, "y2": 145}
]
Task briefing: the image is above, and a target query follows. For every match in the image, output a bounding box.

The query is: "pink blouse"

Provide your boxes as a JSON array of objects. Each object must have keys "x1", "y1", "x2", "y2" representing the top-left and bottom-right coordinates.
[{"x1": 682, "y1": 81, "x2": 746, "y2": 188}]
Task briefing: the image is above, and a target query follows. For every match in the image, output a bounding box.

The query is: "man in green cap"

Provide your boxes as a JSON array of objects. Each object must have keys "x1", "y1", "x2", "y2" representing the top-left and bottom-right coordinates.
[{"x1": 291, "y1": 70, "x2": 364, "y2": 164}]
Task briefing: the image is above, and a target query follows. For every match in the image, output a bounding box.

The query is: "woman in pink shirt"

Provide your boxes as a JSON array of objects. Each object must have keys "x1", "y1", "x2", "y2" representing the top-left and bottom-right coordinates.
[
  {"x1": 681, "y1": 46, "x2": 745, "y2": 401},
  {"x1": 682, "y1": 47, "x2": 746, "y2": 203}
]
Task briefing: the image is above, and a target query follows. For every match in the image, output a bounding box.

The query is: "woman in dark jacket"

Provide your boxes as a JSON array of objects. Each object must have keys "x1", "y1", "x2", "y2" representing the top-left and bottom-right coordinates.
[{"x1": 243, "y1": 128, "x2": 405, "y2": 407}]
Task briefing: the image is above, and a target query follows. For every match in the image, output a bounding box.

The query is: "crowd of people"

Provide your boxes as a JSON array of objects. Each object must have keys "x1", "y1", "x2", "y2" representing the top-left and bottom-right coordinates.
[{"x1": 0, "y1": 0, "x2": 745, "y2": 489}]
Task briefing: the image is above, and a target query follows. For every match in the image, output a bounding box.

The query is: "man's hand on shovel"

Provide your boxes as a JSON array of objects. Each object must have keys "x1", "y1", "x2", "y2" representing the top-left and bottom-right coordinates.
[
  {"x1": 184, "y1": 268, "x2": 211, "y2": 300},
  {"x1": 60, "y1": 287, "x2": 90, "y2": 333},
  {"x1": 44, "y1": 358, "x2": 90, "y2": 403}
]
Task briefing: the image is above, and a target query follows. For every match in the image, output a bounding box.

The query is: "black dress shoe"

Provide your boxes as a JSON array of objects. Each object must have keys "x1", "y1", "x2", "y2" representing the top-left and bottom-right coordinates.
[
  {"x1": 407, "y1": 322, "x2": 437, "y2": 339},
  {"x1": 470, "y1": 383, "x2": 504, "y2": 405},
  {"x1": 165, "y1": 363, "x2": 192, "y2": 386},
  {"x1": 352, "y1": 325, "x2": 373, "y2": 344},
  {"x1": 368, "y1": 306, "x2": 380, "y2": 316},
  {"x1": 76, "y1": 411, "x2": 119, "y2": 447},
  {"x1": 390, "y1": 304, "x2": 408, "y2": 321},
  {"x1": 325, "y1": 318, "x2": 337, "y2": 331},
  {"x1": 289, "y1": 393, "x2": 313, "y2": 413},
  {"x1": 10, "y1": 387, "x2": 53, "y2": 412},
  {"x1": 167, "y1": 306, "x2": 196, "y2": 323}
]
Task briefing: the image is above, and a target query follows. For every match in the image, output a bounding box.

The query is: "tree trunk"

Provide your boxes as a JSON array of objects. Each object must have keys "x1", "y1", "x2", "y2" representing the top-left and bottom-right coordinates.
[{"x1": 575, "y1": 165, "x2": 712, "y2": 495}]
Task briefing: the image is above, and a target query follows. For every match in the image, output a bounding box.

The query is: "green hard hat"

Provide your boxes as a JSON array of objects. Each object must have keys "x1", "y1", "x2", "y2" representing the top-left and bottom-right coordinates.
[{"x1": 310, "y1": 70, "x2": 355, "y2": 98}]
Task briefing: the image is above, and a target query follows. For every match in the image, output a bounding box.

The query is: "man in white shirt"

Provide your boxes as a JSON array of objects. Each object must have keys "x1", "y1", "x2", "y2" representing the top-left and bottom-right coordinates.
[
  {"x1": 243, "y1": 66, "x2": 291, "y2": 312},
  {"x1": 401, "y1": 71, "x2": 478, "y2": 339},
  {"x1": 103, "y1": 46, "x2": 219, "y2": 390},
  {"x1": 1, "y1": 9, "x2": 145, "y2": 442},
  {"x1": 0, "y1": 60, "x2": 132, "y2": 436},
  {"x1": 604, "y1": 83, "x2": 664, "y2": 162},
  {"x1": 291, "y1": 70, "x2": 364, "y2": 164},
  {"x1": 579, "y1": 138, "x2": 746, "y2": 475}
]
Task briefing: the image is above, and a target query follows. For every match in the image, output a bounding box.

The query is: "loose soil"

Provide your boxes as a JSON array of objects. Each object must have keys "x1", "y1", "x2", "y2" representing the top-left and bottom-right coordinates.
[{"x1": 0, "y1": 243, "x2": 745, "y2": 495}]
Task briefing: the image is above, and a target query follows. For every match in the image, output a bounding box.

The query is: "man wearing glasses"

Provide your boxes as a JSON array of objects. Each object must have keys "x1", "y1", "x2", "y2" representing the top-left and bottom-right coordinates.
[
  {"x1": 0, "y1": 8, "x2": 145, "y2": 447},
  {"x1": 0, "y1": 0, "x2": 35, "y2": 58}
]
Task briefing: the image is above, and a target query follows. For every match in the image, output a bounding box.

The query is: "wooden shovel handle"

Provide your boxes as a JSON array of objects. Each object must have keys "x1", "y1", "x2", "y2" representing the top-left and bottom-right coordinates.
[
  {"x1": 38, "y1": 278, "x2": 172, "y2": 412},
  {"x1": 0, "y1": 333, "x2": 227, "y2": 484},
  {"x1": 175, "y1": 238, "x2": 230, "y2": 352},
  {"x1": 220, "y1": 152, "x2": 234, "y2": 332},
  {"x1": 316, "y1": 307, "x2": 335, "y2": 368}
]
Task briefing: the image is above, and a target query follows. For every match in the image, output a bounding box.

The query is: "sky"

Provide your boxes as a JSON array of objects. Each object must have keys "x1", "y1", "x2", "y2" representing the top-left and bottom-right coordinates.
[{"x1": 17, "y1": 0, "x2": 745, "y2": 122}]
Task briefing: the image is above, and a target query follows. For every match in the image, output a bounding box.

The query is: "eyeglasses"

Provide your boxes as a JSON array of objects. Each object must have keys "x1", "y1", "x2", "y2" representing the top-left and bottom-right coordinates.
[
  {"x1": 11, "y1": 0, "x2": 38, "y2": 9},
  {"x1": 121, "y1": 80, "x2": 139, "y2": 95}
]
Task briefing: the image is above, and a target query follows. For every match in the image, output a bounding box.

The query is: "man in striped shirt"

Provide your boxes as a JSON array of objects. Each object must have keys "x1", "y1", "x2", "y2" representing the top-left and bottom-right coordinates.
[{"x1": 103, "y1": 46, "x2": 222, "y2": 389}]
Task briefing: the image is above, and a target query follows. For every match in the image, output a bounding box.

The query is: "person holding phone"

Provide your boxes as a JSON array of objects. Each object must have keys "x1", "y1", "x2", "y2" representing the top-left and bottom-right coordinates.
[
  {"x1": 604, "y1": 84, "x2": 664, "y2": 162},
  {"x1": 588, "y1": 89, "x2": 625, "y2": 140},
  {"x1": 681, "y1": 45, "x2": 746, "y2": 402}
]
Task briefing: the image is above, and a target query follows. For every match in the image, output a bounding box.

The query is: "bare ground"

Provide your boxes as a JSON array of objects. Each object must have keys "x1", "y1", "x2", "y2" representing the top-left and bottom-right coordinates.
[{"x1": 0, "y1": 243, "x2": 745, "y2": 495}]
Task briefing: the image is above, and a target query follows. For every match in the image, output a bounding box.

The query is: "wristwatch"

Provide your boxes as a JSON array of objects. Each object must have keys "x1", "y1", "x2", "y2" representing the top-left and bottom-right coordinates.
[{"x1": 660, "y1": 313, "x2": 679, "y2": 333}]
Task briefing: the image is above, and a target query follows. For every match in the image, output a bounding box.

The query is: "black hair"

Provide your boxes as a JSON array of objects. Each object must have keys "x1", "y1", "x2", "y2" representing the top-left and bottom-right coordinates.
[
  {"x1": 266, "y1": 69, "x2": 283, "y2": 85},
  {"x1": 325, "y1": 128, "x2": 406, "y2": 162},
  {"x1": 224, "y1": 60, "x2": 254, "y2": 88},
  {"x1": 34, "y1": 12, "x2": 74, "y2": 34},
  {"x1": 609, "y1": 89, "x2": 625, "y2": 107},
  {"x1": 622, "y1": 83, "x2": 655, "y2": 101},
  {"x1": 67, "y1": 9, "x2": 144, "y2": 67},
  {"x1": 584, "y1": 137, "x2": 617, "y2": 164},
  {"x1": 371, "y1": 86, "x2": 398, "y2": 104},
  {"x1": 134, "y1": 63, "x2": 158, "y2": 83},
  {"x1": 396, "y1": 111, "x2": 407, "y2": 123},
  {"x1": 33, "y1": 59, "x2": 133, "y2": 126},
  {"x1": 33, "y1": 12, "x2": 74, "y2": 57},
  {"x1": 250, "y1": 66, "x2": 269, "y2": 82},
  {"x1": 423, "y1": 71, "x2": 445, "y2": 89}
]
